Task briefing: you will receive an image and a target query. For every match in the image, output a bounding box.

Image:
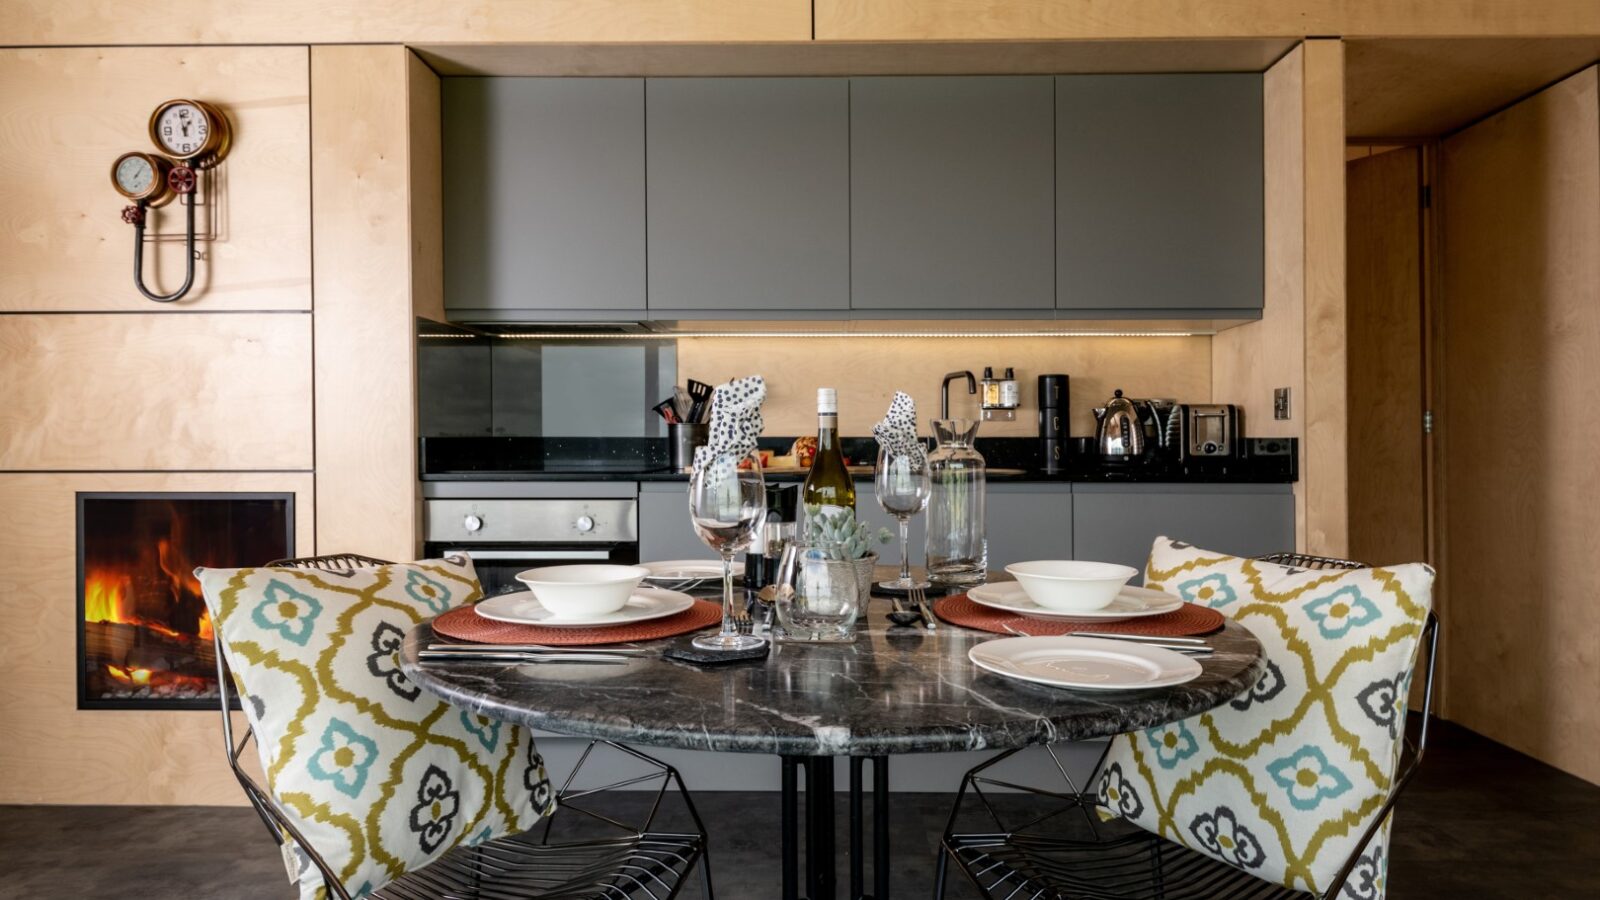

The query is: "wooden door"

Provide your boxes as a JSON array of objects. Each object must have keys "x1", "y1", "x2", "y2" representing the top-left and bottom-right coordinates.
[{"x1": 1346, "y1": 146, "x2": 1428, "y2": 567}]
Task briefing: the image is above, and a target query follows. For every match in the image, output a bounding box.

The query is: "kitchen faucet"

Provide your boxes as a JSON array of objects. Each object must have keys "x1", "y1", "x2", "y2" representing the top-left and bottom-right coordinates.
[{"x1": 941, "y1": 370, "x2": 977, "y2": 418}]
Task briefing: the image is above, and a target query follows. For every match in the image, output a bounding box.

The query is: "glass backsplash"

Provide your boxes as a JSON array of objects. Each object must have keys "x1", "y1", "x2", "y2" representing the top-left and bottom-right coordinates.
[{"x1": 418, "y1": 328, "x2": 675, "y2": 438}]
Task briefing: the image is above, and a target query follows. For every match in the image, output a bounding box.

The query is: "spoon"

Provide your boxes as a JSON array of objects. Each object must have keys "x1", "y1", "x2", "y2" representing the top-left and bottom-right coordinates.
[{"x1": 886, "y1": 592, "x2": 922, "y2": 627}]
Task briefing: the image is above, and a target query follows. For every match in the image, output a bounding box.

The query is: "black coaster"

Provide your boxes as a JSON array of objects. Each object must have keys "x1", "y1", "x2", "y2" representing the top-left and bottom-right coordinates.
[{"x1": 662, "y1": 636, "x2": 770, "y2": 665}]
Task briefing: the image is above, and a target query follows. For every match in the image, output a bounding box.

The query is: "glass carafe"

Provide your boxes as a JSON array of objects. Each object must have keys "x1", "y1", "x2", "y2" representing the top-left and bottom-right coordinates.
[{"x1": 924, "y1": 418, "x2": 987, "y2": 585}]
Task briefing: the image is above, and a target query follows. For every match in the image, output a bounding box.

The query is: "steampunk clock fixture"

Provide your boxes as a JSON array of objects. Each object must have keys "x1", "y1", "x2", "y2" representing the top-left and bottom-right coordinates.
[{"x1": 111, "y1": 98, "x2": 232, "y2": 303}]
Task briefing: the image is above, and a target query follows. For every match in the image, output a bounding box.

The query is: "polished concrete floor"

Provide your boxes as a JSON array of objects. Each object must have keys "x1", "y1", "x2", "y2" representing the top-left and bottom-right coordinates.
[{"x1": 1, "y1": 719, "x2": 1595, "y2": 899}]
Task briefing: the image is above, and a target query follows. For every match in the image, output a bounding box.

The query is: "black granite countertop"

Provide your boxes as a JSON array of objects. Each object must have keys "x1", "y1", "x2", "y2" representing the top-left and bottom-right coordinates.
[
  {"x1": 399, "y1": 590, "x2": 1265, "y2": 757},
  {"x1": 419, "y1": 436, "x2": 1297, "y2": 485}
]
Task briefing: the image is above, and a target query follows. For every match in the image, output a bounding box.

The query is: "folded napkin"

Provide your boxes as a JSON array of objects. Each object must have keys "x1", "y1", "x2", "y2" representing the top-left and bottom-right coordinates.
[
  {"x1": 873, "y1": 390, "x2": 926, "y2": 466},
  {"x1": 693, "y1": 375, "x2": 767, "y2": 474}
]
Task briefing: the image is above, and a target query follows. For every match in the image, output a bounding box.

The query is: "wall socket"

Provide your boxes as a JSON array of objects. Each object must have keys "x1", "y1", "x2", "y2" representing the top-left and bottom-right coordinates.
[{"x1": 1273, "y1": 387, "x2": 1291, "y2": 420}]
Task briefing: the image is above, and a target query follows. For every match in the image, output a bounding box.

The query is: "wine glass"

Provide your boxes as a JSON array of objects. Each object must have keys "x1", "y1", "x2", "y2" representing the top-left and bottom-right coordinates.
[
  {"x1": 688, "y1": 448, "x2": 768, "y2": 651},
  {"x1": 875, "y1": 444, "x2": 932, "y2": 591}
]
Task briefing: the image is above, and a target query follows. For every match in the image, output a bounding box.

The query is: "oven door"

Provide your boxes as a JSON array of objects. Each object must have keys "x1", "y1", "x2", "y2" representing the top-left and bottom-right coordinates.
[{"x1": 423, "y1": 542, "x2": 642, "y2": 597}]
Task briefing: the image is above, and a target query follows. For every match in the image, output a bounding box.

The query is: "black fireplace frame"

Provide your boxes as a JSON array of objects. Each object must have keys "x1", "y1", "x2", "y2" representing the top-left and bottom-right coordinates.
[{"x1": 76, "y1": 491, "x2": 295, "y2": 711}]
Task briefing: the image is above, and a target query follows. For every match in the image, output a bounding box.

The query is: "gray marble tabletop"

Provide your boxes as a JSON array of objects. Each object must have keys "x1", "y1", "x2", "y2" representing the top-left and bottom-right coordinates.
[{"x1": 400, "y1": 579, "x2": 1265, "y2": 758}]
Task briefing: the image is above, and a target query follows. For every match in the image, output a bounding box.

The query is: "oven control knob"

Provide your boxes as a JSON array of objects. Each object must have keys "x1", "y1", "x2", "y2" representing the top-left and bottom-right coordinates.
[
  {"x1": 574, "y1": 515, "x2": 596, "y2": 533},
  {"x1": 462, "y1": 514, "x2": 483, "y2": 533}
]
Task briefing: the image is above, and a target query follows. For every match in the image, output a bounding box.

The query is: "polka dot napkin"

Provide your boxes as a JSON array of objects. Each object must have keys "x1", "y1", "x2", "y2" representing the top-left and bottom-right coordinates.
[
  {"x1": 693, "y1": 375, "x2": 767, "y2": 475},
  {"x1": 872, "y1": 391, "x2": 926, "y2": 466}
]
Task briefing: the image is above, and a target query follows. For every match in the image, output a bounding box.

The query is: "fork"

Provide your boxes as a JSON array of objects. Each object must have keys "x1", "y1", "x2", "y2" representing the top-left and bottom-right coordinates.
[{"x1": 732, "y1": 601, "x2": 754, "y2": 636}]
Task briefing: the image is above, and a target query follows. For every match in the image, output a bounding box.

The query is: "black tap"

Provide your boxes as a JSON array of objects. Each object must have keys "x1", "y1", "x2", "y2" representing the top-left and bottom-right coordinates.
[{"x1": 941, "y1": 371, "x2": 977, "y2": 418}]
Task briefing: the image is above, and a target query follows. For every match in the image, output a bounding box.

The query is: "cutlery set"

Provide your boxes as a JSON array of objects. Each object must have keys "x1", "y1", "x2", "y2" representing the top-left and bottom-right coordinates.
[
  {"x1": 1002, "y1": 623, "x2": 1213, "y2": 655},
  {"x1": 419, "y1": 642, "x2": 652, "y2": 666}
]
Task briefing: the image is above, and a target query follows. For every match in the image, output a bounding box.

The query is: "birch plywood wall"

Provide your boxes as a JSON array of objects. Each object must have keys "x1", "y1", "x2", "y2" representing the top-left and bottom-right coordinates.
[
  {"x1": 1436, "y1": 66, "x2": 1600, "y2": 785},
  {"x1": 0, "y1": 47, "x2": 313, "y2": 804}
]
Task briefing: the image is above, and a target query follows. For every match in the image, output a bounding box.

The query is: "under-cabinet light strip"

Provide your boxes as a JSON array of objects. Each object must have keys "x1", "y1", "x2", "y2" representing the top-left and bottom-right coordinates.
[{"x1": 419, "y1": 330, "x2": 1200, "y2": 339}]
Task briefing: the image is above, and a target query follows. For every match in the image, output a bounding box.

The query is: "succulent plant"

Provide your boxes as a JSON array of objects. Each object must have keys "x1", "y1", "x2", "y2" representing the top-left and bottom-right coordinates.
[{"x1": 803, "y1": 505, "x2": 893, "y2": 561}]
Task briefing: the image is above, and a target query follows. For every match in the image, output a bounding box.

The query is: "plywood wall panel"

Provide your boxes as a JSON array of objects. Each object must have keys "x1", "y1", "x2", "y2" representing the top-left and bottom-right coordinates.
[
  {"x1": 312, "y1": 46, "x2": 425, "y2": 562},
  {"x1": 0, "y1": 47, "x2": 310, "y2": 312},
  {"x1": 814, "y1": 1, "x2": 1600, "y2": 41},
  {"x1": 0, "y1": 472, "x2": 313, "y2": 805},
  {"x1": 1437, "y1": 66, "x2": 1600, "y2": 784},
  {"x1": 4, "y1": 0, "x2": 811, "y2": 45},
  {"x1": 677, "y1": 335, "x2": 1212, "y2": 438},
  {"x1": 0, "y1": 313, "x2": 312, "y2": 471}
]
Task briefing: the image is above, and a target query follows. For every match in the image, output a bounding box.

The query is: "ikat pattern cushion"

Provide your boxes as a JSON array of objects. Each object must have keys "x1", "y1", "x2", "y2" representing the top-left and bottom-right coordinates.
[
  {"x1": 196, "y1": 558, "x2": 553, "y2": 900},
  {"x1": 1095, "y1": 538, "x2": 1433, "y2": 899}
]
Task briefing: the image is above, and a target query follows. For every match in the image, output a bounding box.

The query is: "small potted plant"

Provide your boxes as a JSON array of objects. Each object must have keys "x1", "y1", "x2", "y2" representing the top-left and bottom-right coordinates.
[{"x1": 803, "y1": 506, "x2": 893, "y2": 602}]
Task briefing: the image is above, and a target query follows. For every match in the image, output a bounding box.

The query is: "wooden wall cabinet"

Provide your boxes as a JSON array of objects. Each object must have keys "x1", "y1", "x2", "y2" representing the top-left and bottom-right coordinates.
[
  {"x1": 849, "y1": 76, "x2": 1056, "y2": 311},
  {"x1": 444, "y1": 78, "x2": 646, "y2": 316},
  {"x1": 1056, "y1": 74, "x2": 1264, "y2": 315},
  {"x1": 646, "y1": 78, "x2": 850, "y2": 313}
]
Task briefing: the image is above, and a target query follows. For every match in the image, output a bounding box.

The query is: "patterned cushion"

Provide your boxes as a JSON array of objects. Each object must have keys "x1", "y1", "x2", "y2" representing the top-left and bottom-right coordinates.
[
  {"x1": 1095, "y1": 538, "x2": 1433, "y2": 899},
  {"x1": 196, "y1": 558, "x2": 553, "y2": 900}
]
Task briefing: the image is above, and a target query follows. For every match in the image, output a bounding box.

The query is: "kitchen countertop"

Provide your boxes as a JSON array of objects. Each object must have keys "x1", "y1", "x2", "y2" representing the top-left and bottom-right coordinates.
[{"x1": 419, "y1": 436, "x2": 1297, "y2": 484}]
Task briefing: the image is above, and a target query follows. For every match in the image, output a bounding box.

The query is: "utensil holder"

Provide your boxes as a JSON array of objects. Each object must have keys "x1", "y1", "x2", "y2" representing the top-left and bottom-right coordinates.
[{"x1": 670, "y1": 422, "x2": 709, "y2": 470}]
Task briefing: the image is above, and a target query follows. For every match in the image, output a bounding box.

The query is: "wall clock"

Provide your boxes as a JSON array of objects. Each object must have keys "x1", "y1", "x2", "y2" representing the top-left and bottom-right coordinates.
[{"x1": 148, "y1": 99, "x2": 231, "y2": 168}]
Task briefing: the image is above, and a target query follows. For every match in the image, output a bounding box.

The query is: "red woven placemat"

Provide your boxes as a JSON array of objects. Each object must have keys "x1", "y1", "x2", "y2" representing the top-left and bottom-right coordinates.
[
  {"x1": 432, "y1": 599, "x2": 722, "y2": 646},
  {"x1": 934, "y1": 594, "x2": 1224, "y2": 637}
]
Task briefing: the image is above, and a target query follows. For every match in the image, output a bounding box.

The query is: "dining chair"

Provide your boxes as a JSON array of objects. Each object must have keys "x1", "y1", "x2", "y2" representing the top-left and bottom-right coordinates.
[
  {"x1": 935, "y1": 549, "x2": 1439, "y2": 900},
  {"x1": 212, "y1": 552, "x2": 713, "y2": 899}
]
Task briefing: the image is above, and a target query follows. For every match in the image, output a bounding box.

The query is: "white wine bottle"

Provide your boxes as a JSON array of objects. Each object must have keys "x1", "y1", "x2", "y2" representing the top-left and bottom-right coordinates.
[{"x1": 801, "y1": 388, "x2": 856, "y2": 521}]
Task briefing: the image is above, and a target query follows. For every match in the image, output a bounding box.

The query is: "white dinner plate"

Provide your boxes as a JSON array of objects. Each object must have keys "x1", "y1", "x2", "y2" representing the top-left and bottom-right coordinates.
[
  {"x1": 967, "y1": 582, "x2": 1183, "y2": 622},
  {"x1": 969, "y1": 636, "x2": 1202, "y2": 690},
  {"x1": 474, "y1": 587, "x2": 695, "y2": 628},
  {"x1": 639, "y1": 560, "x2": 730, "y2": 587}
]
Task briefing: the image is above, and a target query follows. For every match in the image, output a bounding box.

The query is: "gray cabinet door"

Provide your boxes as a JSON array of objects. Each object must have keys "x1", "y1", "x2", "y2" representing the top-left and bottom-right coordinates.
[
  {"x1": 1056, "y1": 74, "x2": 1263, "y2": 314},
  {"x1": 637, "y1": 483, "x2": 717, "y2": 562},
  {"x1": 443, "y1": 78, "x2": 646, "y2": 313},
  {"x1": 1071, "y1": 484, "x2": 1293, "y2": 578},
  {"x1": 986, "y1": 484, "x2": 1073, "y2": 573},
  {"x1": 646, "y1": 78, "x2": 849, "y2": 312},
  {"x1": 850, "y1": 76, "x2": 1055, "y2": 310}
]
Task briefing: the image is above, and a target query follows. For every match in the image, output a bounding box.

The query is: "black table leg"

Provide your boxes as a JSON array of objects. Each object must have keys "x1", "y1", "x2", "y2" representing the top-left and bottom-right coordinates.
[{"x1": 782, "y1": 755, "x2": 891, "y2": 900}]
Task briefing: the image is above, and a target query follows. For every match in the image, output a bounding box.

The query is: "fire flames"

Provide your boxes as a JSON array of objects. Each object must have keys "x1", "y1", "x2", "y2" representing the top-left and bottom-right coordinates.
[{"x1": 83, "y1": 565, "x2": 185, "y2": 640}]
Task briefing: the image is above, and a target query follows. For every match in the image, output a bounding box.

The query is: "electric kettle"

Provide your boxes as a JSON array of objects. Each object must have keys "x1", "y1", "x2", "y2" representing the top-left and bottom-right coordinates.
[{"x1": 1093, "y1": 389, "x2": 1146, "y2": 458}]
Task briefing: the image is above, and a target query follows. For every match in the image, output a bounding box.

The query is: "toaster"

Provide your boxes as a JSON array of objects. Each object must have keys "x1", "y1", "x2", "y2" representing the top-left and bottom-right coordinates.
[{"x1": 1179, "y1": 404, "x2": 1241, "y2": 459}]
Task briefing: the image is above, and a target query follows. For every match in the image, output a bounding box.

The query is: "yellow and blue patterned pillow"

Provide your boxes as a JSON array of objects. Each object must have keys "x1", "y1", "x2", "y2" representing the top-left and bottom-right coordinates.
[
  {"x1": 196, "y1": 558, "x2": 553, "y2": 900},
  {"x1": 1096, "y1": 538, "x2": 1433, "y2": 899}
]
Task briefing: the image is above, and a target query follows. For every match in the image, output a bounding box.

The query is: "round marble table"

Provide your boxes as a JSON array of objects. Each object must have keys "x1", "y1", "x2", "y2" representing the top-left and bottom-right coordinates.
[{"x1": 401, "y1": 585, "x2": 1263, "y2": 900}]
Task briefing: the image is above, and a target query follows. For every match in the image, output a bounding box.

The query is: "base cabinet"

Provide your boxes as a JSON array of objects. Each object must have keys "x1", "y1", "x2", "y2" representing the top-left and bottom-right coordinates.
[
  {"x1": 637, "y1": 483, "x2": 716, "y2": 562},
  {"x1": 1070, "y1": 483, "x2": 1295, "y2": 576},
  {"x1": 985, "y1": 483, "x2": 1073, "y2": 572}
]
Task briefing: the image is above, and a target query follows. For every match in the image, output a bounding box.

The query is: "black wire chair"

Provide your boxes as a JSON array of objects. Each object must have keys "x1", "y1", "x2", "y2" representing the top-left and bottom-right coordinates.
[
  {"x1": 935, "y1": 552, "x2": 1440, "y2": 900},
  {"x1": 214, "y1": 553, "x2": 713, "y2": 899}
]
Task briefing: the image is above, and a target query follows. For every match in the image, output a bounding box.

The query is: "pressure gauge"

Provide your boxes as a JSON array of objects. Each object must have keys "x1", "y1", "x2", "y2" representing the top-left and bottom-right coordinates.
[
  {"x1": 148, "y1": 99, "x2": 231, "y2": 168},
  {"x1": 109, "y1": 151, "x2": 175, "y2": 206}
]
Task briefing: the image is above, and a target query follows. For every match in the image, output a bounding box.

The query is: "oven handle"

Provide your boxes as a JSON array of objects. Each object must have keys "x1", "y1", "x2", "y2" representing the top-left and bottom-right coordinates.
[{"x1": 440, "y1": 549, "x2": 616, "y2": 561}]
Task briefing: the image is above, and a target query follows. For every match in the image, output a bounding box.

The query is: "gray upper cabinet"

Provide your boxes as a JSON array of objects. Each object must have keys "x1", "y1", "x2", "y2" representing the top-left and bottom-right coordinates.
[
  {"x1": 850, "y1": 76, "x2": 1056, "y2": 310},
  {"x1": 443, "y1": 78, "x2": 646, "y2": 314},
  {"x1": 1071, "y1": 484, "x2": 1293, "y2": 577},
  {"x1": 646, "y1": 78, "x2": 849, "y2": 312},
  {"x1": 1056, "y1": 74, "x2": 1263, "y2": 314}
]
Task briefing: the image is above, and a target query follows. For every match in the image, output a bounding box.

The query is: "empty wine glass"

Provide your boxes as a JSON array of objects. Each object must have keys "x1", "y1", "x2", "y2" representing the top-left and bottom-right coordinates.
[
  {"x1": 875, "y1": 444, "x2": 931, "y2": 591},
  {"x1": 688, "y1": 448, "x2": 768, "y2": 651}
]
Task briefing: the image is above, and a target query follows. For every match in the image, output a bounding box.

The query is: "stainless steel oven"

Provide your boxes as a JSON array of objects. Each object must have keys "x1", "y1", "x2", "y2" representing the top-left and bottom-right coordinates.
[{"x1": 423, "y1": 497, "x2": 639, "y2": 596}]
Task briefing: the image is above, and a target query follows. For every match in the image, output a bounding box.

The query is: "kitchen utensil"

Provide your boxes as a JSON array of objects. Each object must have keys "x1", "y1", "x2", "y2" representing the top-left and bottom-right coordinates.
[
  {"x1": 428, "y1": 642, "x2": 654, "y2": 655},
  {"x1": 911, "y1": 585, "x2": 937, "y2": 631},
  {"x1": 968, "y1": 582, "x2": 1183, "y2": 621},
  {"x1": 886, "y1": 592, "x2": 923, "y2": 627},
  {"x1": 1004, "y1": 560, "x2": 1139, "y2": 611},
  {"x1": 1065, "y1": 631, "x2": 1208, "y2": 645},
  {"x1": 1093, "y1": 389, "x2": 1146, "y2": 458},
  {"x1": 673, "y1": 386, "x2": 693, "y2": 422},
  {"x1": 417, "y1": 650, "x2": 629, "y2": 665},
  {"x1": 653, "y1": 398, "x2": 681, "y2": 424},
  {"x1": 641, "y1": 559, "x2": 726, "y2": 589},
  {"x1": 926, "y1": 417, "x2": 987, "y2": 585},
  {"x1": 686, "y1": 379, "x2": 714, "y2": 423},
  {"x1": 474, "y1": 587, "x2": 695, "y2": 627},
  {"x1": 969, "y1": 636, "x2": 1203, "y2": 690},
  {"x1": 514, "y1": 564, "x2": 650, "y2": 618},
  {"x1": 1006, "y1": 625, "x2": 1210, "y2": 655}
]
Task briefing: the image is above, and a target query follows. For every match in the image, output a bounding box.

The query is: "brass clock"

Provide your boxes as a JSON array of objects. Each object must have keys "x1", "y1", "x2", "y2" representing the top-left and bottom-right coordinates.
[
  {"x1": 109, "y1": 151, "x2": 175, "y2": 206},
  {"x1": 148, "y1": 98, "x2": 231, "y2": 168}
]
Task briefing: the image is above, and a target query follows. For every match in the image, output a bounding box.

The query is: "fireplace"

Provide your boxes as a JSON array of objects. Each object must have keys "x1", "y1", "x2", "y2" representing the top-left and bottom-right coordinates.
[{"x1": 77, "y1": 492, "x2": 293, "y2": 710}]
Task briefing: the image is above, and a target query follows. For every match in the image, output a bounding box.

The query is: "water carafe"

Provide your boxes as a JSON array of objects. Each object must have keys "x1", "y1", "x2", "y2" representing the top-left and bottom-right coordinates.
[{"x1": 925, "y1": 418, "x2": 987, "y2": 585}]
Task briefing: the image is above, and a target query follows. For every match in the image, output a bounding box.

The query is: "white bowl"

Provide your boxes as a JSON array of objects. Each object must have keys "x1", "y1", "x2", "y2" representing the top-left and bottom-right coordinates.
[
  {"x1": 514, "y1": 564, "x2": 650, "y2": 619},
  {"x1": 1003, "y1": 560, "x2": 1140, "y2": 611}
]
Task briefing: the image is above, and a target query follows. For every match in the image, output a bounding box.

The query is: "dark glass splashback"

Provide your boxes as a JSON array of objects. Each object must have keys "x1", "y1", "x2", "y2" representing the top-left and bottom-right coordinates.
[{"x1": 78, "y1": 493, "x2": 292, "y2": 710}]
